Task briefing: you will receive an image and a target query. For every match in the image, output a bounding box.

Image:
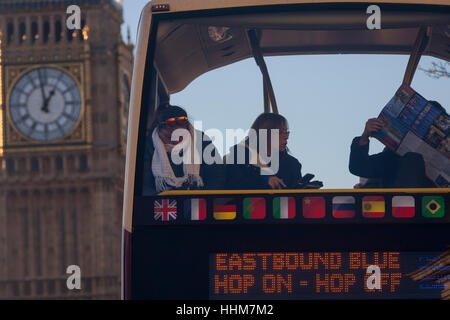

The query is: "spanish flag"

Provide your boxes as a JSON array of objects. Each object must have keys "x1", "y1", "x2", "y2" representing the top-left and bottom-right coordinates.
[
  {"x1": 213, "y1": 203, "x2": 236, "y2": 220},
  {"x1": 362, "y1": 196, "x2": 385, "y2": 218}
]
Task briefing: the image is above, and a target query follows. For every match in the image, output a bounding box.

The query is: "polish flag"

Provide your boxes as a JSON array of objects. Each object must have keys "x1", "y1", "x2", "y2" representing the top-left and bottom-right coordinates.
[{"x1": 392, "y1": 196, "x2": 415, "y2": 218}]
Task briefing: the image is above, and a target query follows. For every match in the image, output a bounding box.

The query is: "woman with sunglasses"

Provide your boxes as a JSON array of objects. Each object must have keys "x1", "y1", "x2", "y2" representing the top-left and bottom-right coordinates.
[
  {"x1": 225, "y1": 113, "x2": 323, "y2": 190},
  {"x1": 142, "y1": 104, "x2": 224, "y2": 194}
]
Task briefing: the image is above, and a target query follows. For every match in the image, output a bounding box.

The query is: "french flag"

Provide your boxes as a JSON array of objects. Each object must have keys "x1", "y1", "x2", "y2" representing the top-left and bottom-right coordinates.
[
  {"x1": 184, "y1": 198, "x2": 207, "y2": 221},
  {"x1": 332, "y1": 196, "x2": 355, "y2": 218}
]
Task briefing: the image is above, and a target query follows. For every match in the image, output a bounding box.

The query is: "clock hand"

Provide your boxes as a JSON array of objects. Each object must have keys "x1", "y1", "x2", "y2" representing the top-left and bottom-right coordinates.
[
  {"x1": 38, "y1": 70, "x2": 49, "y2": 113},
  {"x1": 42, "y1": 71, "x2": 64, "y2": 113},
  {"x1": 42, "y1": 89, "x2": 56, "y2": 113}
]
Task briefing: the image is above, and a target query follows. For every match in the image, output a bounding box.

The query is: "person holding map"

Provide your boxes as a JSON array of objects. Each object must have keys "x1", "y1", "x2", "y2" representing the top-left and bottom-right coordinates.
[{"x1": 349, "y1": 117, "x2": 435, "y2": 188}]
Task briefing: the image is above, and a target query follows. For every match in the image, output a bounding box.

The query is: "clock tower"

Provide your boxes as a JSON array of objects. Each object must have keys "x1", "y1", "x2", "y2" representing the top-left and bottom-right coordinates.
[{"x1": 0, "y1": 0, "x2": 134, "y2": 299}]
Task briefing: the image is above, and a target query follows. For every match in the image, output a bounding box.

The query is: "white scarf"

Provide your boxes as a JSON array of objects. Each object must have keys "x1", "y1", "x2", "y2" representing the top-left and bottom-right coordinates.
[{"x1": 151, "y1": 127, "x2": 204, "y2": 192}]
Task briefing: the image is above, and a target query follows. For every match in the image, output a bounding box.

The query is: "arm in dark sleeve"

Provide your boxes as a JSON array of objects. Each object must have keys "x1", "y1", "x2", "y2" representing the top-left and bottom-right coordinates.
[
  {"x1": 224, "y1": 146, "x2": 269, "y2": 189},
  {"x1": 292, "y1": 159, "x2": 302, "y2": 185},
  {"x1": 225, "y1": 163, "x2": 269, "y2": 189},
  {"x1": 200, "y1": 135, "x2": 226, "y2": 189},
  {"x1": 349, "y1": 136, "x2": 389, "y2": 179}
]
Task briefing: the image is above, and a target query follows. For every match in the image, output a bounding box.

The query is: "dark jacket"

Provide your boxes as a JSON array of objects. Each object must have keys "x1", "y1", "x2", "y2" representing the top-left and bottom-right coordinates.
[
  {"x1": 349, "y1": 136, "x2": 434, "y2": 188},
  {"x1": 142, "y1": 131, "x2": 225, "y2": 195},
  {"x1": 225, "y1": 144, "x2": 302, "y2": 189}
]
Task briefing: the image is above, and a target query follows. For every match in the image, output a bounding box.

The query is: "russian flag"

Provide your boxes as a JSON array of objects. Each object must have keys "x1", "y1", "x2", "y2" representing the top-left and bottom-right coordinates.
[
  {"x1": 392, "y1": 196, "x2": 415, "y2": 218},
  {"x1": 184, "y1": 198, "x2": 207, "y2": 221},
  {"x1": 332, "y1": 196, "x2": 355, "y2": 218}
]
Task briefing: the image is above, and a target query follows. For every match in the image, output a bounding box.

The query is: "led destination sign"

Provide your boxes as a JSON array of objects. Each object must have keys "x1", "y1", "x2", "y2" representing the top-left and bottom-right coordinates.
[{"x1": 210, "y1": 251, "x2": 445, "y2": 299}]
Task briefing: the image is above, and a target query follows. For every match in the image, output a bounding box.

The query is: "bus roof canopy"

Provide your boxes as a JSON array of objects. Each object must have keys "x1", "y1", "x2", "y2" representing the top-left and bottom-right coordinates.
[{"x1": 148, "y1": 0, "x2": 450, "y2": 93}]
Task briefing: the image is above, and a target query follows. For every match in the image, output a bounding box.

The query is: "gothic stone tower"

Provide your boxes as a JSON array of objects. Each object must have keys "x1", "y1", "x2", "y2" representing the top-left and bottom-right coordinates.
[{"x1": 0, "y1": 0, "x2": 134, "y2": 299}]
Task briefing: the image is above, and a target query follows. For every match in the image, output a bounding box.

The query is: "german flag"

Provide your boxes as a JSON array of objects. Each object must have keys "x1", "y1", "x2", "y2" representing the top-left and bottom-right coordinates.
[{"x1": 213, "y1": 199, "x2": 236, "y2": 220}]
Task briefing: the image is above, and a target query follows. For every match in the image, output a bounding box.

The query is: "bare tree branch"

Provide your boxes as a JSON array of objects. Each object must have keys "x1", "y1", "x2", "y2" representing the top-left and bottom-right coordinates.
[{"x1": 419, "y1": 61, "x2": 450, "y2": 79}]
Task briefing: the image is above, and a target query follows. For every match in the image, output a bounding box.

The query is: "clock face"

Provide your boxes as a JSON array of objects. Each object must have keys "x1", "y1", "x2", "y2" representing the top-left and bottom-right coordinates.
[{"x1": 8, "y1": 67, "x2": 82, "y2": 141}]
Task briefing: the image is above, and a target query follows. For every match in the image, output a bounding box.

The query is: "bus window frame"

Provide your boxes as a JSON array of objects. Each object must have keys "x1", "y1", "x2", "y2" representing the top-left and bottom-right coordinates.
[{"x1": 133, "y1": 2, "x2": 450, "y2": 198}]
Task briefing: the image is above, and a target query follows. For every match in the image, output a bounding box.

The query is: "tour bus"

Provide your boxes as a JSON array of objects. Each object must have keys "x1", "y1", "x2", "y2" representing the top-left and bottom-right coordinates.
[{"x1": 122, "y1": 0, "x2": 449, "y2": 300}]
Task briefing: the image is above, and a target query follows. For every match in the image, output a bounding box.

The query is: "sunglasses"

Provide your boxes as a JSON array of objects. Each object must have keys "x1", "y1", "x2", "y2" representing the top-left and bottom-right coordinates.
[{"x1": 160, "y1": 116, "x2": 189, "y2": 127}]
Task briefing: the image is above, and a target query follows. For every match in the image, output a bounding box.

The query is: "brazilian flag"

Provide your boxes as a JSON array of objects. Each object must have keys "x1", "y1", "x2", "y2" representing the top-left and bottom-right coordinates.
[{"x1": 422, "y1": 196, "x2": 445, "y2": 218}]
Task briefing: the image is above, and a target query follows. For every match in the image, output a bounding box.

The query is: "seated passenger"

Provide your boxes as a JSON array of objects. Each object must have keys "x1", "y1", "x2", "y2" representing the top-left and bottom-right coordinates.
[
  {"x1": 348, "y1": 102, "x2": 447, "y2": 188},
  {"x1": 225, "y1": 113, "x2": 322, "y2": 189},
  {"x1": 142, "y1": 104, "x2": 224, "y2": 194}
]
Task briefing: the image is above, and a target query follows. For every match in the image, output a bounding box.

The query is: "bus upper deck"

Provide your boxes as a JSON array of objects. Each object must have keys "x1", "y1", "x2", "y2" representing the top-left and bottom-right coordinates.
[{"x1": 123, "y1": 0, "x2": 450, "y2": 300}]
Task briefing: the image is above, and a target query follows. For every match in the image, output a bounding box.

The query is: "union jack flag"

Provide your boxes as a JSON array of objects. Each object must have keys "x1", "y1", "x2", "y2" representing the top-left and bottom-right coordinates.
[{"x1": 154, "y1": 199, "x2": 177, "y2": 221}]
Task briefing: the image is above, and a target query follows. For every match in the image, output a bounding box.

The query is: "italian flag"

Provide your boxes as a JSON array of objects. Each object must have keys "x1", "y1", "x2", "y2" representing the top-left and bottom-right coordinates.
[
  {"x1": 392, "y1": 196, "x2": 415, "y2": 218},
  {"x1": 273, "y1": 197, "x2": 295, "y2": 219}
]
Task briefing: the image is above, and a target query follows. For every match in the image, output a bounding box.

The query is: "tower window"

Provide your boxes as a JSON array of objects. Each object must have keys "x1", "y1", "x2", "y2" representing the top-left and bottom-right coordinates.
[
  {"x1": 43, "y1": 20, "x2": 50, "y2": 43},
  {"x1": 6, "y1": 159, "x2": 15, "y2": 174},
  {"x1": 7, "y1": 22, "x2": 14, "y2": 44},
  {"x1": 23, "y1": 281, "x2": 31, "y2": 296},
  {"x1": 19, "y1": 22, "x2": 26, "y2": 44},
  {"x1": 31, "y1": 158, "x2": 39, "y2": 173},
  {"x1": 31, "y1": 21, "x2": 38, "y2": 43},
  {"x1": 48, "y1": 280, "x2": 56, "y2": 295},
  {"x1": 66, "y1": 27, "x2": 73, "y2": 42},
  {"x1": 55, "y1": 156, "x2": 63, "y2": 171},
  {"x1": 79, "y1": 155, "x2": 88, "y2": 172},
  {"x1": 55, "y1": 20, "x2": 62, "y2": 42}
]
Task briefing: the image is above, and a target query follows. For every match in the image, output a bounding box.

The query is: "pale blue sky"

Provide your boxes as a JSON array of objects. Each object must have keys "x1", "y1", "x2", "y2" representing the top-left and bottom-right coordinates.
[{"x1": 121, "y1": 1, "x2": 450, "y2": 188}]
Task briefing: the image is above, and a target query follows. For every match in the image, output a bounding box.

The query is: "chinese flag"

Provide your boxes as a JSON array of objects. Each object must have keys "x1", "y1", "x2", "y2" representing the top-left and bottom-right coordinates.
[{"x1": 302, "y1": 197, "x2": 325, "y2": 218}]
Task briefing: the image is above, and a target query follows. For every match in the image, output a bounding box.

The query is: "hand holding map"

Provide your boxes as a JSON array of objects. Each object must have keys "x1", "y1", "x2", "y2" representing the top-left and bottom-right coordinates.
[{"x1": 372, "y1": 84, "x2": 449, "y2": 187}]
